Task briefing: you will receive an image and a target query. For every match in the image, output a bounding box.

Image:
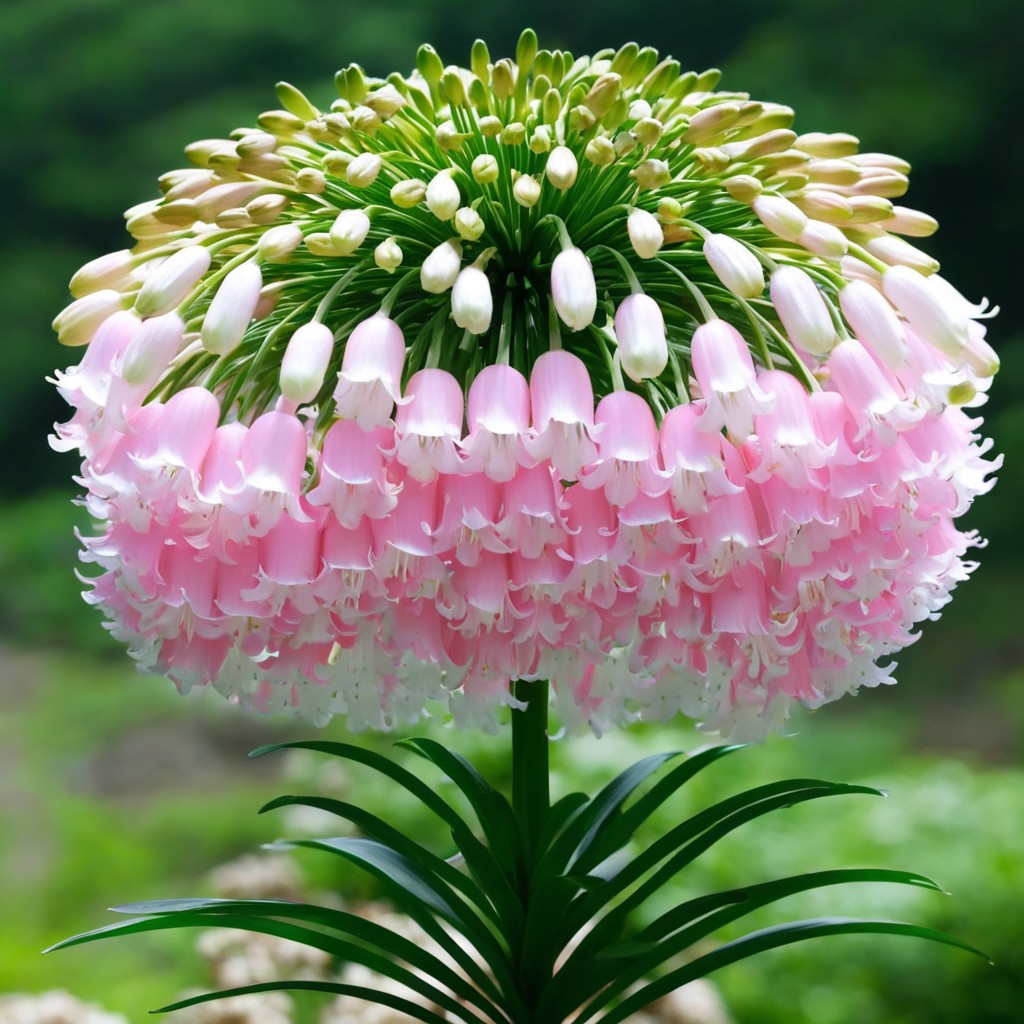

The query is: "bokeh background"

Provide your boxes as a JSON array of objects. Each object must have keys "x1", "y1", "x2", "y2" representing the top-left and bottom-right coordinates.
[{"x1": 2, "y1": 1, "x2": 1022, "y2": 1021}]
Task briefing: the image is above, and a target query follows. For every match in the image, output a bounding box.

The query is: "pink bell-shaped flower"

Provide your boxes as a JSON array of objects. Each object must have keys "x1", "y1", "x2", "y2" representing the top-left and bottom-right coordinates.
[
  {"x1": 527, "y1": 350, "x2": 600, "y2": 480},
  {"x1": 461, "y1": 364, "x2": 534, "y2": 482},
  {"x1": 333, "y1": 314, "x2": 407, "y2": 428},
  {"x1": 394, "y1": 368, "x2": 466, "y2": 481}
]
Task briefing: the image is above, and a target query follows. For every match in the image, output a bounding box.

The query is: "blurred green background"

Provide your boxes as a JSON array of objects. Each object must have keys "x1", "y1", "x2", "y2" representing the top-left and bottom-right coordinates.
[{"x1": 2, "y1": 0, "x2": 1022, "y2": 1021}]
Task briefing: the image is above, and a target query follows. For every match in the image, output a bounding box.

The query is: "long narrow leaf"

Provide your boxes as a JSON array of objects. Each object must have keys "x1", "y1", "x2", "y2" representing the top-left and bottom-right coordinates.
[
  {"x1": 549, "y1": 868, "x2": 948, "y2": 1020},
  {"x1": 104, "y1": 897, "x2": 498, "y2": 1020},
  {"x1": 154, "y1": 980, "x2": 463, "y2": 1024},
  {"x1": 250, "y1": 741, "x2": 465, "y2": 832},
  {"x1": 48, "y1": 912, "x2": 491, "y2": 1024},
  {"x1": 570, "y1": 745, "x2": 746, "y2": 876},
  {"x1": 260, "y1": 795, "x2": 501, "y2": 928},
  {"x1": 585, "y1": 917, "x2": 990, "y2": 1024},
  {"x1": 533, "y1": 754, "x2": 680, "y2": 886},
  {"x1": 546, "y1": 781, "x2": 884, "y2": 1015},
  {"x1": 561, "y1": 779, "x2": 879, "y2": 951},
  {"x1": 267, "y1": 836, "x2": 516, "y2": 1010},
  {"x1": 398, "y1": 738, "x2": 523, "y2": 880}
]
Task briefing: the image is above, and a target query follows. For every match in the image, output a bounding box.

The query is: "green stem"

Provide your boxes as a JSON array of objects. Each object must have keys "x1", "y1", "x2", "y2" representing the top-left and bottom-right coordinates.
[{"x1": 511, "y1": 679, "x2": 550, "y2": 869}]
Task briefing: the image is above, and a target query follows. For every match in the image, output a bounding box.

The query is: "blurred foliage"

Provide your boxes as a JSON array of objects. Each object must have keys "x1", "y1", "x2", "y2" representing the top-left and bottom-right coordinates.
[{"x1": 2, "y1": 1, "x2": 1022, "y2": 1021}]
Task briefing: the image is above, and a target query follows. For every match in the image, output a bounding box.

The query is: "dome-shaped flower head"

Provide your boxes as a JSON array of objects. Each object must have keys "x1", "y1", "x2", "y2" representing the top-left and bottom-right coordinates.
[{"x1": 52, "y1": 29, "x2": 1000, "y2": 738}]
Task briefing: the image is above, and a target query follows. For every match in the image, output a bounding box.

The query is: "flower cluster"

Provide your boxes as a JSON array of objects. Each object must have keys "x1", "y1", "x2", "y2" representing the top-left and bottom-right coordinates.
[{"x1": 52, "y1": 31, "x2": 999, "y2": 737}]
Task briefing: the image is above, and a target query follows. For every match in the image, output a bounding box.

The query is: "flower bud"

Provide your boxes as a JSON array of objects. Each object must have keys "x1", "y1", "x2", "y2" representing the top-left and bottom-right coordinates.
[
  {"x1": 451, "y1": 267, "x2": 493, "y2": 334},
  {"x1": 349, "y1": 105, "x2": 381, "y2": 134},
  {"x1": 258, "y1": 223, "x2": 304, "y2": 262},
  {"x1": 391, "y1": 178, "x2": 427, "y2": 208},
  {"x1": 69, "y1": 250, "x2": 135, "y2": 298},
  {"x1": 863, "y1": 234, "x2": 939, "y2": 275},
  {"x1": 420, "y1": 239, "x2": 463, "y2": 294},
  {"x1": 345, "y1": 152, "x2": 384, "y2": 188},
  {"x1": 118, "y1": 312, "x2": 184, "y2": 386},
  {"x1": 502, "y1": 122, "x2": 527, "y2": 146},
  {"x1": 657, "y1": 197, "x2": 682, "y2": 222},
  {"x1": 513, "y1": 174, "x2": 541, "y2": 208},
  {"x1": 630, "y1": 159, "x2": 670, "y2": 190},
  {"x1": 584, "y1": 73, "x2": 621, "y2": 119},
  {"x1": 280, "y1": 322, "x2": 335, "y2": 404},
  {"x1": 703, "y1": 233, "x2": 765, "y2": 298},
  {"x1": 201, "y1": 260, "x2": 263, "y2": 355},
  {"x1": 53, "y1": 290, "x2": 126, "y2": 346},
  {"x1": 794, "y1": 131, "x2": 860, "y2": 158},
  {"x1": 798, "y1": 220, "x2": 848, "y2": 259},
  {"x1": 545, "y1": 146, "x2": 578, "y2": 190},
  {"x1": 882, "y1": 265, "x2": 969, "y2": 358},
  {"x1": 632, "y1": 117, "x2": 663, "y2": 147},
  {"x1": 882, "y1": 206, "x2": 939, "y2": 238},
  {"x1": 530, "y1": 125, "x2": 553, "y2": 154},
  {"x1": 478, "y1": 116, "x2": 503, "y2": 137},
  {"x1": 723, "y1": 174, "x2": 764, "y2": 203},
  {"x1": 134, "y1": 246, "x2": 212, "y2": 317},
  {"x1": 374, "y1": 236, "x2": 403, "y2": 273},
  {"x1": 246, "y1": 194, "x2": 289, "y2": 224},
  {"x1": 551, "y1": 248, "x2": 597, "y2": 331},
  {"x1": 426, "y1": 169, "x2": 461, "y2": 221},
  {"x1": 585, "y1": 137, "x2": 616, "y2": 166},
  {"x1": 295, "y1": 167, "x2": 327, "y2": 194},
  {"x1": 839, "y1": 280, "x2": 908, "y2": 370},
  {"x1": 329, "y1": 209, "x2": 371, "y2": 254},
  {"x1": 614, "y1": 293, "x2": 668, "y2": 382},
  {"x1": 752, "y1": 194, "x2": 807, "y2": 242},
  {"x1": 471, "y1": 154, "x2": 499, "y2": 184},
  {"x1": 626, "y1": 208, "x2": 663, "y2": 259},
  {"x1": 366, "y1": 84, "x2": 405, "y2": 118},
  {"x1": 770, "y1": 265, "x2": 836, "y2": 355},
  {"x1": 454, "y1": 207, "x2": 485, "y2": 241},
  {"x1": 682, "y1": 103, "x2": 742, "y2": 146}
]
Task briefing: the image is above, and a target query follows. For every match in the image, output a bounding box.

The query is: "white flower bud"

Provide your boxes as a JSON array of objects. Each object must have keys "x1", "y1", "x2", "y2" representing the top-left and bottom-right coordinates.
[
  {"x1": 296, "y1": 167, "x2": 327, "y2": 194},
  {"x1": 391, "y1": 178, "x2": 427, "y2": 208},
  {"x1": 454, "y1": 207, "x2": 485, "y2": 242},
  {"x1": 134, "y1": 246, "x2": 212, "y2": 317},
  {"x1": 52, "y1": 290, "x2": 126, "y2": 346},
  {"x1": 280, "y1": 322, "x2": 335, "y2": 404},
  {"x1": 723, "y1": 174, "x2": 763, "y2": 204},
  {"x1": 863, "y1": 234, "x2": 939, "y2": 275},
  {"x1": 201, "y1": 260, "x2": 263, "y2": 355},
  {"x1": 421, "y1": 239, "x2": 463, "y2": 294},
  {"x1": 329, "y1": 209, "x2": 371, "y2": 255},
  {"x1": 839, "y1": 280, "x2": 908, "y2": 370},
  {"x1": 630, "y1": 159, "x2": 670, "y2": 190},
  {"x1": 799, "y1": 220, "x2": 849, "y2": 259},
  {"x1": 882, "y1": 265, "x2": 969, "y2": 359},
  {"x1": 451, "y1": 267, "x2": 493, "y2": 334},
  {"x1": 513, "y1": 174, "x2": 541, "y2": 208},
  {"x1": 365, "y1": 84, "x2": 405, "y2": 118},
  {"x1": 882, "y1": 206, "x2": 939, "y2": 238},
  {"x1": 121, "y1": 312, "x2": 185, "y2": 386},
  {"x1": 374, "y1": 236, "x2": 403, "y2": 273},
  {"x1": 585, "y1": 137, "x2": 615, "y2": 166},
  {"x1": 614, "y1": 293, "x2": 668, "y2": 382},
  {"x1": 545, "y1": 146, "x2": 578, "y2": 190},
  {"x1": 478, "y1": 116, "x2": 503, "y2": 137},
  {"x1": 770, "y1": 265, "x2": 837, "y2": 355},
  {"x1": 346, "y1": 152, "x2": 384, "y2": 188},
  {"x1": 471, "y1": 154, "x2": 499, "y2": 185},
  {"x1": 627, "y1": 209, "x2": 663, "y2": 259},
  {"x1": 703, "y1": 234, "x2": 765, "y2": 298},
  {"x1": 69, "y1": 249, "x2": 134, "y2": 298},
  {"x1": 426, "y1": 169, "x2": 461, "y2": 220},
  {"x1": 551, "y1": 248, "x2": 597, "y2": 331},
  {"x1": 753, "y1": 194, "x2": 808, "y2": 242},
  {"x1": 530, "y1": 125, "x2": 553, "y2": 154},
  {"x1": 257, "y1": 223, "x2": 304, "y2": 262}
]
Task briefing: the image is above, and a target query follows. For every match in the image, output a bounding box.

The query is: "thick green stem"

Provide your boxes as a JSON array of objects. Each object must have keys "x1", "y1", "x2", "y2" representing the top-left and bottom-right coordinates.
[{"x1": 511, "y1": 678, "x2": 550, "y2": 867}]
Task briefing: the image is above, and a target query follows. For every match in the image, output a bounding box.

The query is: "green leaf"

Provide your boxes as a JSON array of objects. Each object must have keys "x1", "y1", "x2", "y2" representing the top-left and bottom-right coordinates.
[
  {"x1": 260, "y1": 794, "x2": 501, "y2": 928},
  {"x1": 529, "y1": 753, "x2": 679, "y2": 902},
  {"x1": 267, "y1": 836, "x2": 516, "y2": 1012},
  {"x1": 249, "y1": 741, "x2": 466, "y2": 832},
  {"x1": 153, "y1": 980, "x2": 460, "y2": 1024},
  {"x1": 570, "y1": 745, "x2": 746, "y2": 875},
  {"x1": 585, "y1": 917, "x2": 991, "y2": 1024},
  {"x1": 397, "y1": 737, "x2": 523, "y2": 880},
  {"x1": 49, "y1": 912, "x2": 489, "y2": 1024},
  {"x1": 103, "y1": 896, "x2": 496, "y2": 1018}
]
